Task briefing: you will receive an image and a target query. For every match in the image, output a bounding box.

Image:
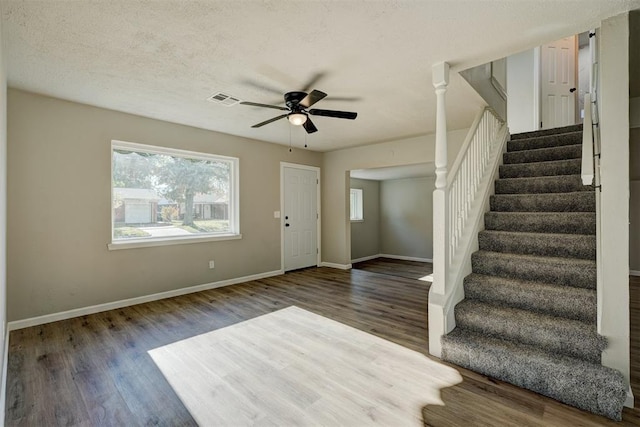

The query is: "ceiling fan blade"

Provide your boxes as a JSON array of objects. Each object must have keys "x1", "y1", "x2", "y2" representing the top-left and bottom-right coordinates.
[
  {"x1": 251, "y1": 114, "x2": 288, "y2": 128},
  {"x1": 240, "y1": 79, "x2": 284, "y2": 96},
  {"x1": 240, "y1": 101, "x2": 289, "y2": 111},
  {"x1": 303, "y1": 117, "x2": 318, "y2": 134},
  {"x1": 325, "y1": 96, "x2": 362, "y2": 102},
  {"x1": 308, "y1": 108, "x2": 357, "y2": 120},
  {"x1": 299, "y1": 90, "x2": 328, "y2": 109},
  {"x1": 301, "y1": 72, "x2": 326, "y2": 92}
]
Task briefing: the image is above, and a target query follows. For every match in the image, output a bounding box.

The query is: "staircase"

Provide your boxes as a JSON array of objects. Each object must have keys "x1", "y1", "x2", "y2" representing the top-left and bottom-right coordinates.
[{"x1": 440, "y1": 124, "x2": 627, "y2": 421}]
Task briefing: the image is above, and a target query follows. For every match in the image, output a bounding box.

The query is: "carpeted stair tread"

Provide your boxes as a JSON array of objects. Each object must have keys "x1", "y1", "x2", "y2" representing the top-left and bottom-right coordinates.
[
  {"x1": 440, "y1": 328, "x2": 626, "y2": 421},
  {"x1": 495, "y1": 174, "x2": 592, "y2": 194},
  {"x1": 490, "y1": 192, "x2": 595, "y2": 213},
  {"x1": 454, "y1": 300, "x2": 604, "y2": 363},
  {"x1": 503, "y1": 144, "x2": 582, "y2": 164},
  {"x1": 499, "y1": 158, "x2": 581, "y2": 178},
  {"x1": 471, "y1": 250, "x2": 596, "y2": 289},
  {"x1": 510, "y1": 124, "x2": 583, "y2": 140},
  {"x1": 463, "y1": 273, "x2": 596, "y2": 322},
  {"x1": 478, "y1": 230, "x2": 595, "y2": 260},
  {"x1": 507, "y1": 131, "x2": 581, "y2": 152},
  {"x1": 484, "y1": 211, "x2": 595, "y2": 234}
]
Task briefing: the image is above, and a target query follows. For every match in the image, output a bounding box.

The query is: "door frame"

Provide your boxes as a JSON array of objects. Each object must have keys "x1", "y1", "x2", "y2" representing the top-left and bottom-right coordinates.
[{"x1": 280, "y1": 162, "x2": 321, "y2": 272}]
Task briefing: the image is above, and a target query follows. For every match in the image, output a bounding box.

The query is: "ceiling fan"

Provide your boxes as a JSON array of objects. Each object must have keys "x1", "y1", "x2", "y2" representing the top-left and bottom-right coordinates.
[{"x1": 239, "y1": 90, "x2": 357, "y2": 134}]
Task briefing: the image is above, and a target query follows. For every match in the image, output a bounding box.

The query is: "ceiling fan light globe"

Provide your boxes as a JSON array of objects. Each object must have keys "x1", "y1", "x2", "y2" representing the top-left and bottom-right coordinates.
[{"x1": 288, "y1": 113, "x2": 308, "y2": 126}]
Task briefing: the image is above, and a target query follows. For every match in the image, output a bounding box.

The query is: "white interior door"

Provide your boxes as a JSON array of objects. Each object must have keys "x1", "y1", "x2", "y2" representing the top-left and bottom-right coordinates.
[
  {"x1": 540, "y1": 36, "x2": 577, "y2": 129},
  {"x1": 283, "y1": 166, "x2": 318, "y2": 271}
]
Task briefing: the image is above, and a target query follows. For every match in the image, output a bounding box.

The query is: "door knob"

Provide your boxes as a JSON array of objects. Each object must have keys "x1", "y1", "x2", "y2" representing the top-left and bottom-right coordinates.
[
  {"x1": 285, "y1": 223, "x2": 290, "y2": 227},
  {"x1": 569, "y1": 87, "x2": 577, "y2": 93}
]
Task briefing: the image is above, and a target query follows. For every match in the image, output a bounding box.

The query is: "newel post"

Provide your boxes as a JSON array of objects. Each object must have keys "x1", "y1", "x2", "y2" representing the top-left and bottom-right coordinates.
[
  {"x1": 428, "y1": 62, "x2": 449, "y2": 358},
  {"x1": 432, "y1": 62, "x2": 449, "y2": 295}
]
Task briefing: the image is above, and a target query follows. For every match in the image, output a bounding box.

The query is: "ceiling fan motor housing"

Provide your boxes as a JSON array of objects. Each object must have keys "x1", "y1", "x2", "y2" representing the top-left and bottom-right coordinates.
[{"x1": 284, "y1": 91, "x2": 307, "y2": 110}]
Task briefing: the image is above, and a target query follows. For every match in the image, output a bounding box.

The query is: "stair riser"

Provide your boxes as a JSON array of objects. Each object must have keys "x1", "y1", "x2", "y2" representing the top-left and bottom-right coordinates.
[
  {"x1": 490, "y1": 192, "x2": 595, "y2": 213},
  {"x1": 484, "y1": 212, "x2": 596, "y2": 234},
  {"x1": 510, "y1": 124, "x2": 583, "y2": 140},
  {"x1": 499, "y1": 159, "x2": 581, "y2": 178},
  {"x1": 495, "y1": 175, "x2": 591, "y2": 194},
  {"x1": 441, "y1": 330, "x2": 626, "y2": 421},
  {"x1": 464, "y1": 276, "x2": 596, "y2": 322},
  {"x1": 454, "y1": 301, "x2": 603, "y2": 363},
  {"x1": 508, "y1": 132, "x2": 581, "y2": 152},
  {"x1": 503, "y1": 144, "x2": 581, "y2": 164},
  {"x1": 478, "y1": 232, "x2": 595, "y2": 260},
  {"x1": 471, "y1": 252, "x2": 596, "y2": 289},
  {"x1": 455, "y1": 310, "x2": 601, "y2": 363}
]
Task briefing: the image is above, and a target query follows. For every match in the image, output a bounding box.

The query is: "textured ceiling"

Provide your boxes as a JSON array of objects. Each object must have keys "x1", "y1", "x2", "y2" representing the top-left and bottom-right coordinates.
[{"x1": 2, "y1": 1, "x2": 640, "y2": 152}]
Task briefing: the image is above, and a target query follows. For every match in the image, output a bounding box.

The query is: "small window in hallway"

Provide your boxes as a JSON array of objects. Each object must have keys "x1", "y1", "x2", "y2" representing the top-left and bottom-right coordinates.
[{"x1": 350, "y1": 188, "x2": 363, "y2": 221}]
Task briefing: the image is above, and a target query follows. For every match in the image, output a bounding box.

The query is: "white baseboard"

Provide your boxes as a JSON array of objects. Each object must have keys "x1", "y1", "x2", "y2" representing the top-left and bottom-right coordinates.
[
  {"x1": 350, "y1": 254, "x2": 380, "y2": 264},
  {"x1": 625, "y1": 385, "x2": 635, "y2": 408},
  {"x1": 319, "y1": 262, "x2": 352, "y2": 270},
  {"x1": 7, "y1": 269, "x2": 284, "y2": 331},
  {"x1": 630, "y1": 270, "x2": 640, "y2": 277},
  {"x1": 379, "y1": 254, "x2": 433, "y2": 263}
]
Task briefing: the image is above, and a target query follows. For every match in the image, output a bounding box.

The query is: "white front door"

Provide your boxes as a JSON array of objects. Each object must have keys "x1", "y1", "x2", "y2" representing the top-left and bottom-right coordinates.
[
  {"x1": 283, "y1": 165, "x2": 318, "y2": 271},
  {"x1": 540, "y1": 36, "x2": 577, "y2": 129}
]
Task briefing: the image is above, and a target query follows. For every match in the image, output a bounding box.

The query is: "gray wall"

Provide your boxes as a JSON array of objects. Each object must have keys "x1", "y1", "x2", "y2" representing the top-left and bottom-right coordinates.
[
  {"x1": 630, "y1": 11, "x2": 640, "y2": 272},
  {"x1": 349, "y1": 178, "x2": 380, "y2": 260},
  {"x1": 460, "y1": 62, "x2": 506, "y2": 121},
  {"x1": 7, "y1": 89, "x2": 322, "y2": 321},
  {"x1": 322, "y1": 129, "x2": 468, "y2": 267},
  {"x1": 630, "y1": 127, "x2": 640, "y2": 272},
  {"x1": 0, "y1": 13, "x2": 8, "y2": 407},
  {"x1": 380, "y1": 177, "x2": 434, "y2": 260},
  {"x1": 350, "y1": 176, "x2": 435, "y2": 261},
  {"x1": 507, "y1": 49, "x2": 538, "y2": 134}
]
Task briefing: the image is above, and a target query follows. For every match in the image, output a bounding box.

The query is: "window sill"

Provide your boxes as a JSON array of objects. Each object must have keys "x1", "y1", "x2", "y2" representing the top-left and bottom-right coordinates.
[
  {"x1": 108, "y1": 233, "x2": 242, "y2": 251},
  {"x1": 351, "y1": 219, "x2": 364, "y2": 223}
]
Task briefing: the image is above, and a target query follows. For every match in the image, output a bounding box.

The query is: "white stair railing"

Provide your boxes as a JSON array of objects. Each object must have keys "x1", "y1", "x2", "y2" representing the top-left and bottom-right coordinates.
[
  {"x1": 447, "y1": 109, "x2": 503, "y2": 265},
  {"x1": 429, "y1": 63, "x2": 507, "y2": 357}
]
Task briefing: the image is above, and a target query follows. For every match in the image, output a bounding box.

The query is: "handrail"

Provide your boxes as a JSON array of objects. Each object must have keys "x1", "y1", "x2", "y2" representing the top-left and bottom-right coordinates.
[{"x1": 582, "y1": 93, "x2": 595, "y2": 185}]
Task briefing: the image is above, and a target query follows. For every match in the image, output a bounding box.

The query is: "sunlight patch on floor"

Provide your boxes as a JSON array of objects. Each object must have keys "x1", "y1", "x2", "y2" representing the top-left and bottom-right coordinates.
[
  {"x1": 419, "y1": 273, "x2": 434, "y2": 282},
  {"x1": 148, "y1": 306, "x2": 461, "y2": 426}
]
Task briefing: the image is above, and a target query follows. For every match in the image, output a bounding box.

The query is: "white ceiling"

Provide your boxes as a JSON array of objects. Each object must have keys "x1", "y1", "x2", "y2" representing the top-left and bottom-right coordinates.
[{"x1": 2, "y1": 1, "x2": 639, "y2": 152}]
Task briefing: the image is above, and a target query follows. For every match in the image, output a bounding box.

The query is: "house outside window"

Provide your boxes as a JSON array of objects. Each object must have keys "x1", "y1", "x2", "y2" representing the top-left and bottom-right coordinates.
[
  {"x1": 110, "y1": 141, "x2": 240, "y2": 249},
  {"x1": 350, "y1": 188, "x2": 363, "y2": 221}
]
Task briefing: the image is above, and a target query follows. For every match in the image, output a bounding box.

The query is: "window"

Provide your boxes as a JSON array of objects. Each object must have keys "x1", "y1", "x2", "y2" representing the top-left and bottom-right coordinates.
[
  {"x1": 350, "y1": 188, "x2": 363, "y2": 221},
  {"x1": 109, "y1": 141, "x2": 240, "y2": 249}
]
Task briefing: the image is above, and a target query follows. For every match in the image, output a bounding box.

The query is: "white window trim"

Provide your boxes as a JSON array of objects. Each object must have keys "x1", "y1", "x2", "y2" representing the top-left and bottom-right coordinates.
[
  {"x1": 109, "y1": 140, "x2": 240, "y2": 250},
  {"x1": 107, "y1": 233, "x2": 242, "y2": 250},
  {"x1": 350, "y1": 188, "x2": 363, "y2": 222}
]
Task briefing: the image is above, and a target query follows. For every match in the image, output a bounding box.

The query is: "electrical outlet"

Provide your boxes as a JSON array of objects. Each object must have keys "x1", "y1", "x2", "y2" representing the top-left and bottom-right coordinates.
[{"x1": 209, "y1": 260, "x2": 215, "y2": 269}]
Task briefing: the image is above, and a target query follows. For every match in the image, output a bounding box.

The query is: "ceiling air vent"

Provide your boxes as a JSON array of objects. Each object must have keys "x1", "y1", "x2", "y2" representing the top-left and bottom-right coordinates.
[{"x1": 207, "y1": 92, "x2": 241, "y2": 106}]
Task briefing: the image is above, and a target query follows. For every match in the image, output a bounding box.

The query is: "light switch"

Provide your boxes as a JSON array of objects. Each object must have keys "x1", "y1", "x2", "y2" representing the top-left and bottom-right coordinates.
[{"x1": 274, "y1": 211, "x2": 281, "y2": 218}]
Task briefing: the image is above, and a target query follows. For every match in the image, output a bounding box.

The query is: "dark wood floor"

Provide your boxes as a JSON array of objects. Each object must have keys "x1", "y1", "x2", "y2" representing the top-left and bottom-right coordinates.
[
  {"x1": 352, "y1": 257, "x2": 433, "y2": 281},
  {"x1": 4, "y1": 259, "x2": 640, "y2": 426}
]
